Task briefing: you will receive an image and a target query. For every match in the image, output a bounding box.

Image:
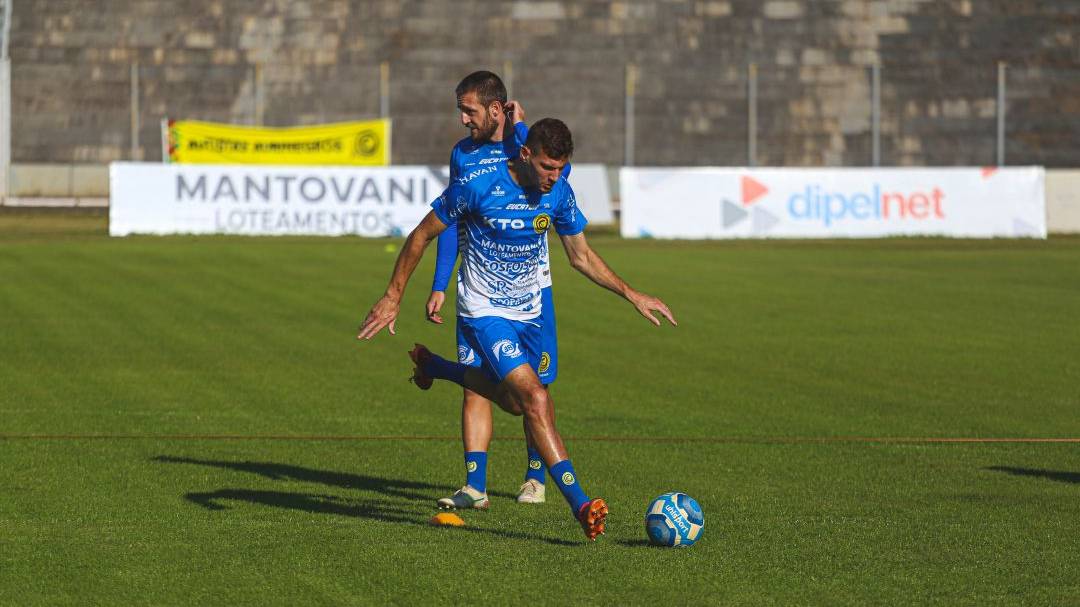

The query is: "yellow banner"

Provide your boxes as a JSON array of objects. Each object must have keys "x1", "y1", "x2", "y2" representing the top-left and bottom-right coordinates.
[{"x1": 166, "y1": 119, "x2": 390, "y2": 166}]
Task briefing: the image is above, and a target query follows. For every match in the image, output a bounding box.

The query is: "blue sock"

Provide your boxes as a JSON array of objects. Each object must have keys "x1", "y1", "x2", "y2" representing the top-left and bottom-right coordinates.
[
  {"x1": 549, "y1": 459, "x2": 589, "y2": 513},
  {"x1": 423, "y1": 354, "x2": 467, "y2": 386},
  {"x1": 465, "y1": 451, "x2": 488, "y2": 493},
  {"x1": 524, "y1": 447, "x2": 546, "y2": 484}
]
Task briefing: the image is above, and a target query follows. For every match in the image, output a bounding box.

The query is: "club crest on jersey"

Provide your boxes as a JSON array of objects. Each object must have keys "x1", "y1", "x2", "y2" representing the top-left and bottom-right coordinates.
[
  {"x1": 491, "y1": 339, "x2": 522, "y2": 361},
  {"x1": 458, "y1": 345, "x2": 475, "y2": 365},
  {"x1": 455, "y1": 195, "x2": 468, "y2": 214},
  {"x1": 533, "y1": 214, "x2": 551, "y2": 234}
]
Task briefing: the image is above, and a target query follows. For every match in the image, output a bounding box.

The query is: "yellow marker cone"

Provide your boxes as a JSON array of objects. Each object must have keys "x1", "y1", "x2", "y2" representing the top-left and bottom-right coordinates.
[{"x1": 429, "y1": 512, "x2": 466, "y2": 527}]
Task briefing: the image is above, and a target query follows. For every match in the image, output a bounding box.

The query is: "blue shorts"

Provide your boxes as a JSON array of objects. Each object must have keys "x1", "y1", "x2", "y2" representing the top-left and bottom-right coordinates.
[
  {"x1": 458, "y1": 315, "x2": 543, "y2": 383},
  {"x1": 457, "y1": 287, "x2": 558, "y2": 384}
]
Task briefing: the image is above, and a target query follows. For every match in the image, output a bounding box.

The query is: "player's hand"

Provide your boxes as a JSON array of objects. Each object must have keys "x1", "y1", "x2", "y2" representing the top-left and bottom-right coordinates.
[
  {"x1": 426, "y1": 291, "x2": 446, "y2": 324},
  {"x1": 506, "y1": 100, "x2": 526, "y2": 124},
  {"x1": 629, "y1": 291, "x2": 677, "y2": 327},
  {"x1": 357, "y1": 294, "x2": 400, "y2": 340}
]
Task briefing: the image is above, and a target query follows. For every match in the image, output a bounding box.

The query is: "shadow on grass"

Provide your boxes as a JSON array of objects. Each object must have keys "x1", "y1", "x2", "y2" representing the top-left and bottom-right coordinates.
[
  {"x1": 153, "y1": 455, "x2": 516, "y2": 500},
  {"x1": 615, "y1": 539, "x2": 656, "y2": 548},
  {"x1": 986, "y1": 466, "x2": 1080, "y2": 485},
  {"x1": 184, "y1": 488, "x2": 579, "y2": 547},
  {"x1": 155, "y1": 455, "x2": 579, "y2": 546}
]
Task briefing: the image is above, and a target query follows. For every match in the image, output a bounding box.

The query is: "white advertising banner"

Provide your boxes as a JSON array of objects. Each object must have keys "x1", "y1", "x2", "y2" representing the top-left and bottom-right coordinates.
[
  {"x1": 109, "y1": 162, "x2": 449, "y2": 237},
  {"x1": 566, "y1": 164, "x2": 615, "y2": 225},
  {"x1": 620, "y1": 167, "x2": 1046, "y2": 239}
]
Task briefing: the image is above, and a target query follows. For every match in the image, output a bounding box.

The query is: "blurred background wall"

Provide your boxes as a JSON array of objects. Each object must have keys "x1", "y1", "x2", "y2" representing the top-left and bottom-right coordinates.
[{"x1": 4, "y1": 0, "x2": 1079, "y2": 168}]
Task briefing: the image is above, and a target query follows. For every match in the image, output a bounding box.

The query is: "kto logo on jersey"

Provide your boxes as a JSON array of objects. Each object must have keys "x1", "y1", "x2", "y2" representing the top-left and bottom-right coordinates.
[
  {"x1": 458, "y1": 345, "x2": 475, "y2": 365},
  {"x1": 478, "y1": 157, "x2": 505, "y2": 165},
  {"x1": 491, "y1": 339, "x2": 523, "y2": 361},
  {"x1": 484, "y1": 216, "x2": 529, "y2": 230},
  {"x1": 533, "y1": 214, "x2": 551, "y2": 233}
]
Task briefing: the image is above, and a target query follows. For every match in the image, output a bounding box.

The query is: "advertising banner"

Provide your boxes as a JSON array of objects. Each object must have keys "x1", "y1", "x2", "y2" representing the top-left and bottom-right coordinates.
[
  {"x1": 620, "y1": 167, "x2": 1046, "y2": 239},
  {"x1": 165, "y1": 119, "x2": 390, "y2": 166},
  {"x1": 566, "y1": 164, "x2": 615, "y2": 225},
  {"x1": 110, "y1": 163, "x2": 445, "y2": 237}
]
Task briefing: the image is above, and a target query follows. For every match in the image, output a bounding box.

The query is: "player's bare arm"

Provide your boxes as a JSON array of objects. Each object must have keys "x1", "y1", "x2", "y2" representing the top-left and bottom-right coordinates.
[
  {"x1": 559, "y1": 231, "x2": 678, "y2": 327},
  {"x1": 358, "y1": 211, "x2": 448, "y2": 340}
]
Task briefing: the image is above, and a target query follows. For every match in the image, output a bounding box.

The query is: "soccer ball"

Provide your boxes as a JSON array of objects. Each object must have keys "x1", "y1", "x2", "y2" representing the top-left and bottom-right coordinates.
[{"x1": 645, "y1": 492, "x2": 704, "y2": 547}]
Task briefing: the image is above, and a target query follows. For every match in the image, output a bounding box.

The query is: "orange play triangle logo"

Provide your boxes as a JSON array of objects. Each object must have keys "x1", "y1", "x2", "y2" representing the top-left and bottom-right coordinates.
[
  {"x1": 981, "y1": 167, "x2": 999, "y2": 179},
  {"x1": 742, "y1": 175, "x2": 768, "y2": 206}
]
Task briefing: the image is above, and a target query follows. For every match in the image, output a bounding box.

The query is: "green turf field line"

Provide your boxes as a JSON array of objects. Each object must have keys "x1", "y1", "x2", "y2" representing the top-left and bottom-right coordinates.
[{"x1": 2, "y1": 434, "x2": 1080, "y2": 443}]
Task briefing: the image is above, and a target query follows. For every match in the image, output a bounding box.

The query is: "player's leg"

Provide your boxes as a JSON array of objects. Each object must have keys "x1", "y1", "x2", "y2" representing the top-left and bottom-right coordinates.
[
  {"x1": 519, "y1": 286, "x2": 557, "y2": 503},
  {"x1": 436, "y1": 326, "x2": 493, "y2": 510},
  {"x1": 498, "y1": 361, "x2": 607, "y2": 540}
]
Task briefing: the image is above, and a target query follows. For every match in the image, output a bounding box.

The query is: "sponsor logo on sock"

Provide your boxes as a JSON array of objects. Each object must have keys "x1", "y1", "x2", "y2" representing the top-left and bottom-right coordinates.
[
  {"x1": 467, "y1": 461, "x2": 478, "y2": 473},
  {"x1": 561, "y1": 472, "x2": 575, "y2": 485},
  {"x1": 529, "y1": 459, "x2": 543, "y2": 470}
]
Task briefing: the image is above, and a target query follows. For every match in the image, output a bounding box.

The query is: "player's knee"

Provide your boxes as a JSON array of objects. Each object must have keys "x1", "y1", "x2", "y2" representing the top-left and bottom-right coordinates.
[{"x1": 519, "y1": 386, "x2": 550, "y2": 417}]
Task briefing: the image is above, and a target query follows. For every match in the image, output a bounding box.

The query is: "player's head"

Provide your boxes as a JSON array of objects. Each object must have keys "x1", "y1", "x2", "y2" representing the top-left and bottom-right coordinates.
[
  {"x1": 456, "y1": 71, "x2": 508, "y2": 142},
  {"x1": 520, "y1": 118, "x2": 573, "y2": 193}
]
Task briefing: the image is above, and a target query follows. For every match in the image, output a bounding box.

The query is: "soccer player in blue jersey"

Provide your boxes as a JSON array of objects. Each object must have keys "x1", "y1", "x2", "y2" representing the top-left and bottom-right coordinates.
[
  {"x1": 425, "y1": 71, "x2": 568, "y2": 510},
  {"x1": 357, "y1": 118, "x2": 676, "y2": 541}
]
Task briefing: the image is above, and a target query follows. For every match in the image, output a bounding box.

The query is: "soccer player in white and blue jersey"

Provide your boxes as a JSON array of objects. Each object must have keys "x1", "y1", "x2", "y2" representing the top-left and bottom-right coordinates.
[
  {"x1": 358, "y1": 118, "x2": 676, "y2": 541},
  {"x1": 424, "y1": 72, "x2": 568, "y2": 510}
]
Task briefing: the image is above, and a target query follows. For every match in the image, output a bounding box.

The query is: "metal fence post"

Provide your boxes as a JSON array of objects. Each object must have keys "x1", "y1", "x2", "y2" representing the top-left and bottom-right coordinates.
[
  {"x1": 503, "y1": 59, "x2": 514, "y2": 97},
  {"x1": 0, "y1": 0, "x2": 12, "y2": 200},
  {"x1": 747, "y1": 63, "x2": 757, "y2": 167},
  {"x1": 624, "y1": 63, "x2": 636, "y2": 167},
  {"x1": 872, "y1": 63, "x2": 881, "y2": 167},
  {"x1": 0, "y1": 58, "x2": 10, "y2": 200},
  {"x1": 130, "y1": 61, "x2": 140, "y2": 160},
  {"x1": 380, "y1": 61, "x2": 390, "y2": 118},
  {"x1": 253, "y1": 63, "x2": 264, "y2": 125},
  {"x1": 997, "y1": 61, "x2": 1006, "y2": 166}
]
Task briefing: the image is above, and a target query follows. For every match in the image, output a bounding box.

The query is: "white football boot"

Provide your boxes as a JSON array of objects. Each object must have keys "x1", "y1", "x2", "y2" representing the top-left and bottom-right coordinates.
[
  {"x1": 436, "y1": 485, "x2": 489, "y2": 510},
  {"x1": 516, "y1": 479, "x2": 546, "y2": 504}
]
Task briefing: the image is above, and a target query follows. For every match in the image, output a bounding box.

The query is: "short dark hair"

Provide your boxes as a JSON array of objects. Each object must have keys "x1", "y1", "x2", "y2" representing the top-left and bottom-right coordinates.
[
  {"x1": 455, "y1": 71, "x2": 507, "y2": 108},
  {"x1": 525, "y1": 118, "x2": 574, "y2": 160}
]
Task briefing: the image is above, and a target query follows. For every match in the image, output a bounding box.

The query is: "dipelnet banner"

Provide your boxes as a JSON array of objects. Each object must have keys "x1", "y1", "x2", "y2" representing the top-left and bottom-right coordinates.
[
  {"x1": 109, "y1": 163, "x2": 446, "y2": 237},
  {"x1": 165, "y1": 119, "x2": 391, "y2": 166},
  {"x1": 620, "y1": 167, "x2": 1046, "y2": 239}
]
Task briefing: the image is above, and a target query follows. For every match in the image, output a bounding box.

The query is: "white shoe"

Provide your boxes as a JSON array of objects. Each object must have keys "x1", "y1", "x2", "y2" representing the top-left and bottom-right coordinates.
[
  {"x1": 516, "y1": 479, "x2": 546, "y2": 504},
  {"x1": 437, "y1": 485, "x2": 489, "y2": 510}
]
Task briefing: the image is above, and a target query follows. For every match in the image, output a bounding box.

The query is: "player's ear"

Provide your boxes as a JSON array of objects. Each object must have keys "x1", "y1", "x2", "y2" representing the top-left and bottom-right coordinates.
[{"x1": 489, "y1": 100, "x2": 503, "y2": 118}]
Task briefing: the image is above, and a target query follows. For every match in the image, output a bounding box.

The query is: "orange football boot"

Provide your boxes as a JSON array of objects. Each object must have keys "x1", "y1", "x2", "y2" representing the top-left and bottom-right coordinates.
[{"x1": 577, "y1": 498, "x2": 608, "y2": 541}]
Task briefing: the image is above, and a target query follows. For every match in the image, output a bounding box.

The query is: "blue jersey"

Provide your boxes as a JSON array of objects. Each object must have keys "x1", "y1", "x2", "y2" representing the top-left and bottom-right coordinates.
[
  {"x1": 431, "y1": 161, "x2": 587, "y2": 321},
  {"x1": 430, "y1": 123, "x2": 572, "y2": 293},
  {"x1": 430, "y1": 123, "x2": 529, "y2": 292}
]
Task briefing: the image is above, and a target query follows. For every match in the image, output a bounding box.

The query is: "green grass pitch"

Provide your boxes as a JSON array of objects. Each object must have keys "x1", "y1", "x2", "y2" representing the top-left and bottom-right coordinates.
[{"x1": 1, "y1": 211, "x2": 1079, "y2": 604}]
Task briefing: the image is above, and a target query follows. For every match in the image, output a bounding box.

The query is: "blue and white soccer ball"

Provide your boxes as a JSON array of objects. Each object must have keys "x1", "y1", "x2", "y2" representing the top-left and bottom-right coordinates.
[{"x1": 645, "y1": 492, "x2": 704, "y2": 547}]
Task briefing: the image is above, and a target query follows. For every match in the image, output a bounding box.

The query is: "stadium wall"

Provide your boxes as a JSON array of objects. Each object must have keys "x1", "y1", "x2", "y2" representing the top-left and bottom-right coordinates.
[{"x1": 6, "y1": 1, "x2": 1080, "y2": 168}]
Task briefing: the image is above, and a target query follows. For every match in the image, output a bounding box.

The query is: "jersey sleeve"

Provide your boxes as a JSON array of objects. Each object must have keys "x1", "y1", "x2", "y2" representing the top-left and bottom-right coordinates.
[
  {"x1": 431, "y1": 182, "x2": 473, "y2": 229},
  {"x1": 553, "y1": 181, "x2": 588, "y2": 236},
  {"x1": 430, "y1": 215, "x2": 459, "y2": 292}
]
